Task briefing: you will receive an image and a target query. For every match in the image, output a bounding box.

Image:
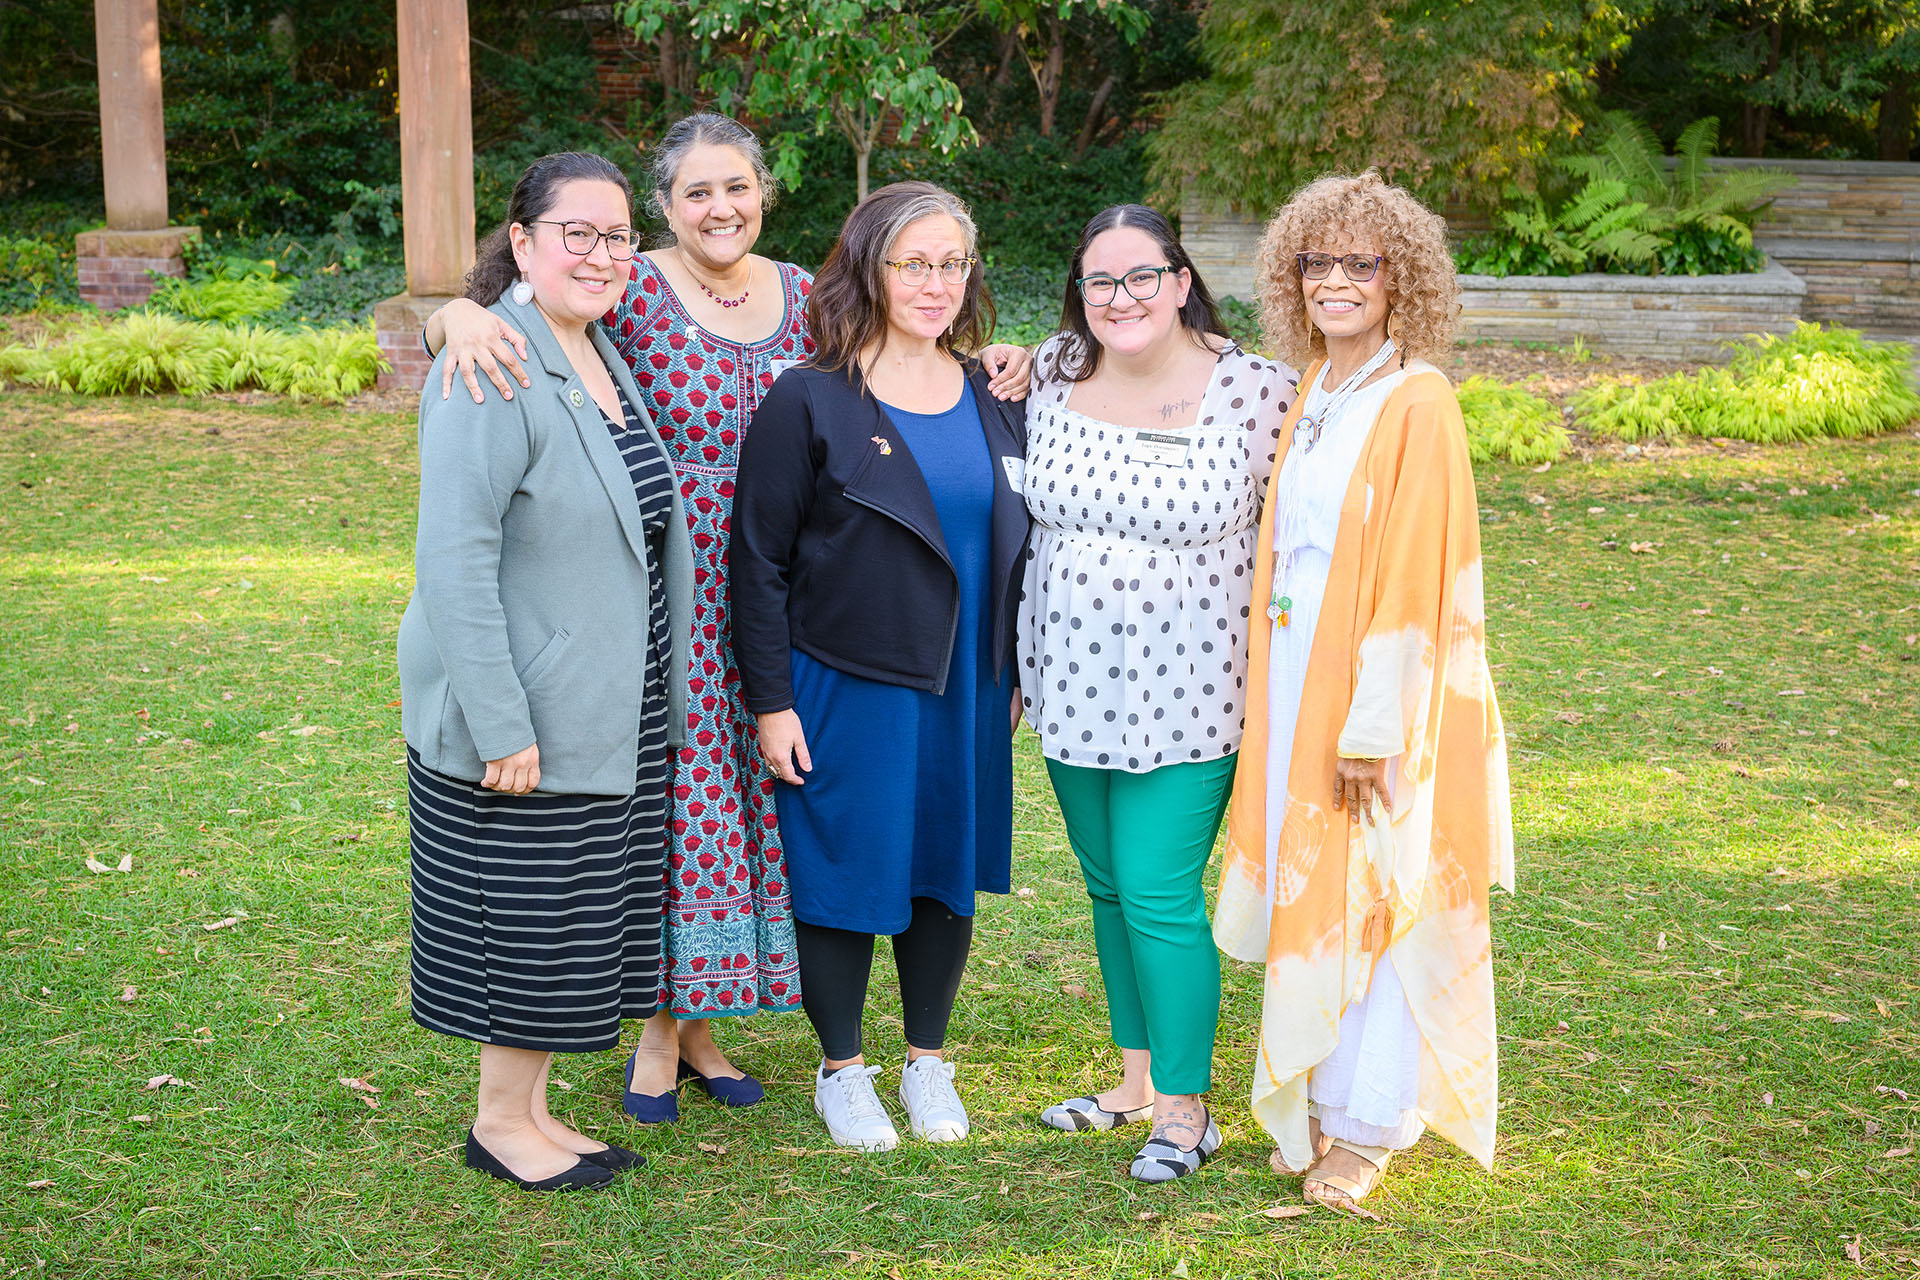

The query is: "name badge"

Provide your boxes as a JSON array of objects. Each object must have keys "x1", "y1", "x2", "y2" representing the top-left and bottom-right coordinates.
[
  {"x1": 1126, "y1": 431, "x2": 1191, "y2": 468},
  {"x1": 1000, "y1": 456, "x2": 1026, "y2": 492},
  {"x1": 767, "y1": 358, "x2": 799, "y2": 383}
]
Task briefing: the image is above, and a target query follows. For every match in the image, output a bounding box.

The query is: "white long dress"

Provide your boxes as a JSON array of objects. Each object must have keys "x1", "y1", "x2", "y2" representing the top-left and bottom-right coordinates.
[{"x1": 1264, "y1": 360, "x2": 1426, "y2": 1150}]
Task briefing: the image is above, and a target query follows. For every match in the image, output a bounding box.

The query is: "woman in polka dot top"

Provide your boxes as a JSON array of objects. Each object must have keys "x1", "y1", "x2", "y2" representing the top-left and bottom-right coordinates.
[{"x1": 1019, "y1": 204, "x2": 1297, "y2": 1182}]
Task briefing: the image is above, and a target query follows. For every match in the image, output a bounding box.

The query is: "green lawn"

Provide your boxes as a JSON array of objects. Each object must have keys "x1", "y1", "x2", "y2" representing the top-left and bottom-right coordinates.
[{"x1": 2, "y1": 392, "x2": 1915, "y2": 1279}]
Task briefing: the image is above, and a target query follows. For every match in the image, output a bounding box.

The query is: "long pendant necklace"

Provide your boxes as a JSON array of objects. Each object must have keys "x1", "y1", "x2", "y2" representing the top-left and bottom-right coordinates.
[{"x1": 1268, "y1": 338, "x2": 1397, "y2": 627}]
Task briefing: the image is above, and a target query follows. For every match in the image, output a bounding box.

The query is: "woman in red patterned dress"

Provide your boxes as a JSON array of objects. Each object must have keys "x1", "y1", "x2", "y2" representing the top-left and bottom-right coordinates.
[{"x1": 425, "y1": 115, "x2": 1031, "y2": 1119}]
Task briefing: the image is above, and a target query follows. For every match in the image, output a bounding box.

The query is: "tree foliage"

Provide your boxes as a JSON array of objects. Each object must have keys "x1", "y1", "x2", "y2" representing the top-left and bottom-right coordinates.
[{"x1": 1148, "y1": 0, "x2": 1635, "y2": 215}]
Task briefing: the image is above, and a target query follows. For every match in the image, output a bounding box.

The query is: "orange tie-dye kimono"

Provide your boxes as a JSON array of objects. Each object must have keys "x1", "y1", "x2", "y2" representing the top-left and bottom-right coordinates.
[{"x1": 1212, "y1": 359, "x2": 1515, "y2": 1173}]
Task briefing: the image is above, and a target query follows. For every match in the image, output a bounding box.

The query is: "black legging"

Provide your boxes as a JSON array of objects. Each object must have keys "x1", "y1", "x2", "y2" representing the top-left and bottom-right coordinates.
[{"x1": 795, "y1": 897, "x2": 974, "y2": 1061}]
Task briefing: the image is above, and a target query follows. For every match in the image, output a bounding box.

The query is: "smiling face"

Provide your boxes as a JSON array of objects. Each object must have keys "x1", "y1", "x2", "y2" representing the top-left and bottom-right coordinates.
[
  {"x1": 510, "y1": 178, "x2": 631, "y2": 332},
  {"x1": 659, "y1": 143, "x2": 764, "y2": 271},
  {"x1": 1078, "y1": 224, "x2": 1191, "y2": 359},
  {"x1": 1301, "y1": 239, "x2": 1390, "y2": 353},
  {"x1": 880, "y1": 214, "x2": 969, "y2": 350}
]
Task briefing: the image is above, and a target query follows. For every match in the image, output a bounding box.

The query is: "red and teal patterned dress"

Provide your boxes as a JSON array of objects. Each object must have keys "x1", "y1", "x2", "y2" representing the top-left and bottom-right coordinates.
[{"x1": 601, "y1": 254, "x2": 811, "y2": 1018}]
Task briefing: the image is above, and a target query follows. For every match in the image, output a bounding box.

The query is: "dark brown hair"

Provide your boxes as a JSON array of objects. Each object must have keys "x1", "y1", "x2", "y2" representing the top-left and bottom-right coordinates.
[
  {"x1": 806, "y1": 181, "x2": 995, "y2": 380},
  {"x1": 465, "y1": 151, "x2": 633, "y2": 305},
  {"x1": 1055, "y1": 203, "x2": 1227, "y2": 382}
]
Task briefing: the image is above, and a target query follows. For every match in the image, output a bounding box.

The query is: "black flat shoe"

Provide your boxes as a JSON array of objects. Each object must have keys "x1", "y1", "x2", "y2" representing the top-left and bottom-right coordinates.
[
  {"x1": 464, "y1": 1129, "x2": 617, "y2": 1192},
  {"x1": 579, "y1": 1142, "x2": 647, "y2": 1172}
]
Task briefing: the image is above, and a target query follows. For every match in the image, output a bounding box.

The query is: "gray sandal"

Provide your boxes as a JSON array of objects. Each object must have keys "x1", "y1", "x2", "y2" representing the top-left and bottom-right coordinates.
[{"x1": 1040, "y1": 1095, "x2": 1153, "y2": 1132}]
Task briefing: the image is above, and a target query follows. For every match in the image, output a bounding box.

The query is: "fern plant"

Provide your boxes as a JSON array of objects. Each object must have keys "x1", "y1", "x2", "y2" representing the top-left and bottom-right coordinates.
[{"x1": 1456, "y1": 114, "x2": 1790, "y2": 278}]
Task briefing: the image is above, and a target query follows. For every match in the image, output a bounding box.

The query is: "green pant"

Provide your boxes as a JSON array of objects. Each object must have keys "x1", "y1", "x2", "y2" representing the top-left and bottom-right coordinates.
[{"x1": 1044, "y1": 754, "x2": 1236, "y2": 1095}]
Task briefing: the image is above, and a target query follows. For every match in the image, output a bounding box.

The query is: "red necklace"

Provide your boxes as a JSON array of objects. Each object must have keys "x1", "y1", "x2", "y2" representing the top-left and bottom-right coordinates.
[{"x1": 694, "y1": 260, "x2": 751, "y2": 309}]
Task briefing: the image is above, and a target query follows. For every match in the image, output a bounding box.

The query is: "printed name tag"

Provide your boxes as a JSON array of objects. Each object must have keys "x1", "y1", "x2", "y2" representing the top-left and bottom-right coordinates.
[
  {"x1": 1001, "y1": 456, "x2": 1026, "y2": 492},
  {"x1": 1126, "y1": 432, "x2": 1192, "y2": 468},
  {"x1": 767, "y1": 358, "x2": 799, "y2": 383}
]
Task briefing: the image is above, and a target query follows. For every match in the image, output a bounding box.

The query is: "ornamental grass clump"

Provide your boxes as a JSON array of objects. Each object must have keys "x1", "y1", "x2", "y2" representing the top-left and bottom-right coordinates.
[
  {"x1": 1456, "y1": 377, "x2": 1570, "y2": 464},
  {"x1": 1573, "y1": 323, "x2": 1920, "y2": 443},
  {"x1": 0, "y1": 314, "x2": 384, "y2": 403}
]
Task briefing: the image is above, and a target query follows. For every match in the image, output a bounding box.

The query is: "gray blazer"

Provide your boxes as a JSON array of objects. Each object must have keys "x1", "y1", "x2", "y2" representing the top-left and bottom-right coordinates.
[{"x1": 397, "y1": 296, "x2": 692, "y2": 796}]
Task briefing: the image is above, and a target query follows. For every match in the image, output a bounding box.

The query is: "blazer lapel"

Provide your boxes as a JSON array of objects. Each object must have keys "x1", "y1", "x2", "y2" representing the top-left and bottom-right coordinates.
[{"x1": 508, "y1": 297, "x2": 653, "y2": 570}]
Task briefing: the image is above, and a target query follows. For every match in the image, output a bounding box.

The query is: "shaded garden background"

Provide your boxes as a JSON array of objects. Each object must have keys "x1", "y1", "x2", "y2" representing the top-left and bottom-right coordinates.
[{"x1": 3, "y1": 0, "x2": 1916, "y2": 323}]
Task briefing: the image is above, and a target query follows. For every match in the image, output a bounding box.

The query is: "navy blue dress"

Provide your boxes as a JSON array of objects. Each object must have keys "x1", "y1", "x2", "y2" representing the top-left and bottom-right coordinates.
[{"x1": 775, "y1": 383, "x2": 1014, "y2": 934}]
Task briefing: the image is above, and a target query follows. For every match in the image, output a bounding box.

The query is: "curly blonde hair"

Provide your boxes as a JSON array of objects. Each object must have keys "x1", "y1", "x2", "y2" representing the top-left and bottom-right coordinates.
[{"x1": 1255, "y1": 170, "x2": 1458, "y2": 370}]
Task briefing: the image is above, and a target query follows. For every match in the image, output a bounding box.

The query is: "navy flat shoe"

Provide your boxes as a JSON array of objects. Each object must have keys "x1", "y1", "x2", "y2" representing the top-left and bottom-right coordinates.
[
  {"x1": 580, "y1": 1141, "x2": 647, "y2": 1172},
  {"x1": 463, "y1": 1130, "x2": 615, "y2": 1192},
  {"x1": 622, "y1": 1049, "x2": 680, "y2": 1124},
  {"x1": 678, "y1": 1059, "x2": 766, "y2": 1108}
]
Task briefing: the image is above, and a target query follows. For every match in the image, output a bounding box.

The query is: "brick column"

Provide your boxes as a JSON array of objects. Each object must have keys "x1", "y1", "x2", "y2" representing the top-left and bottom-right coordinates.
[
  {"x1": 79, "y1": 0, "x2": 198, "y2": 311},
  {"x1": 374, "y1": 0, "x2": 476, "y2": 391}
]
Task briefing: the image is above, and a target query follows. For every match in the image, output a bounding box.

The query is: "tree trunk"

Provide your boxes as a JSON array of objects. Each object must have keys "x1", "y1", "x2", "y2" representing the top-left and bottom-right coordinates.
[
  {"x1": 1738, "y1": 20, "x2": 1784, "y2": 157},
  {"x1": 1037, "y1": 14, "x2": 1065, "y2": 137},
  {"x1": 1878, "y1": 77, "x2": 1914, "y2": 161},
  {"x1": 993, "y1": 29, "x2": 1018, "y2": 89},
  {"x1": 856, "y1": 143, "x2": 870, "y2": 201},
  {"x1": 1073, "y1": 73, "x2": 1117, "y2": 159},
  {"x1": 656, "y1": 23, "x2": 677, "y2": 99}
]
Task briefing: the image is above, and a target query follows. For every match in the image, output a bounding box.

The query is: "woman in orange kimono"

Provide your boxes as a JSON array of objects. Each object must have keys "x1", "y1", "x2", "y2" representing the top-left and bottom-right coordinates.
[{"x1": 1211, "y1": 170, "x2": 1515, "y2": 1209}]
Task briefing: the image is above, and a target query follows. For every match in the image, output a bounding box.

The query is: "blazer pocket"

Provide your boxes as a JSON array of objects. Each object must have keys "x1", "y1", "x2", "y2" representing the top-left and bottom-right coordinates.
[{"x1": 515, "y1": 628, "x2": 572, "y2": 690}]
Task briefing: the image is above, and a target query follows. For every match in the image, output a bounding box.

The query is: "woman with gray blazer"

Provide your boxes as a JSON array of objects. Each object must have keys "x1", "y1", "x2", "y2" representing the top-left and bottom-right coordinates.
[{"x1": 397, "y1": 152, "x2": 692, "y2": 1193}]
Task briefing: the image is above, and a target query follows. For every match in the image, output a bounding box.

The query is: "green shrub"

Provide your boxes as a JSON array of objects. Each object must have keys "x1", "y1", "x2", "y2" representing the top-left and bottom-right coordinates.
[
  {"x1": 0, "y1": 234, "x2": 82, "y2": 312},
  {"x1": 1457, "y1": 377, "x2": 1571, "y2": 464},
  {"x1": 0, "y1": 312, "x2": 384, "y2": 402},
  {"x1": 1572, "y1": 323, "x2": 1920, "y2": 443},
  {"x1": 1456, "y1": 114, "x2": 1787, "y2": 278}
]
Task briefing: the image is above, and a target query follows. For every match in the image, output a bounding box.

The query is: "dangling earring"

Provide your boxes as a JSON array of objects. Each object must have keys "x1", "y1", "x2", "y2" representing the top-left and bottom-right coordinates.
[{"x1": 511, "y1": 275, "x2": 534, "y2": 307}]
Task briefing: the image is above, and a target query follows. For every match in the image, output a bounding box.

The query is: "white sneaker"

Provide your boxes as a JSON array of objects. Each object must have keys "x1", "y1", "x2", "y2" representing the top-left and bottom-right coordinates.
[
  {"x1": 898, "y1": 1055, "x2": 969, "y2": 1142},
  {"x1": 813, "y1": 1064, "x2": 899, "y2": 1152}
]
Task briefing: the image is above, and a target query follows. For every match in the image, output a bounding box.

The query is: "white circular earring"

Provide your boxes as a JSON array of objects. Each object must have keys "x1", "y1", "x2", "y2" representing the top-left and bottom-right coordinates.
[{"x1": 511, "y1": 277, "x2": 534, "y2": 306}]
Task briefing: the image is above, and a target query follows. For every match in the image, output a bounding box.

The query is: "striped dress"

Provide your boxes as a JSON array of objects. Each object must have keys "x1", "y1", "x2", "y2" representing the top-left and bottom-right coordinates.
[{"x1": 408, "y1": 384, "x2": 678, "y2": 1053}]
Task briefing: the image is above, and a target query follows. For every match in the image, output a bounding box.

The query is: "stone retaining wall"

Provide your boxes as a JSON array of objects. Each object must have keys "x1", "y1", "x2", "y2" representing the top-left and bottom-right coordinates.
[
  {"x1": 1181, "y1": 158, "x2": 1920, "y2": 350},
  {"x1": 1455, "y1": 262, "x2": 1806, "y2": 361}
]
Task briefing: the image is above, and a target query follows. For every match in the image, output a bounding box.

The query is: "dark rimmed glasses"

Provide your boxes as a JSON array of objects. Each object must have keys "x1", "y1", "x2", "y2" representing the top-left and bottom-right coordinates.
[
  {"x1": 1296, "y1": 251, "x2": 1384, "y2": 282},
  {"x1": 1077, "y1": 265, "x2": 1176, "y2": 306},
  {"x1": 529, "y1": 220, "x2": 639, "y2": 261},
  {"x1": 885, "y1": 256, "x2": 978, "y2": 286}
]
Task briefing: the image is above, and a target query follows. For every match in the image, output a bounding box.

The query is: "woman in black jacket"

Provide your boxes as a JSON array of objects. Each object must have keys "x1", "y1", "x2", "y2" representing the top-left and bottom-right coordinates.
[{"x1": 730, "y1": 181, "x2": 1028, "y2": 1153}]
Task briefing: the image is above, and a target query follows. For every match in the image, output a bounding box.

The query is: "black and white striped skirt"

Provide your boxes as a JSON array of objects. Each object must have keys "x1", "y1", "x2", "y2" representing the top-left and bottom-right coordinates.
[{"x1": 406, "y1": 745, "x2": 670, "y2": 1053}]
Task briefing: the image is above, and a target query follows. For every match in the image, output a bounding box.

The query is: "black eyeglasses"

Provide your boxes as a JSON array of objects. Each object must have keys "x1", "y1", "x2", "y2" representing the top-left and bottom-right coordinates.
[
  {"x1": 1077, "y1": 265, "x2": 1176, "y2": 306},
  {"x1": 528, "y1": 220, "x2": 639, "y2": 261},
  {"x1": 1296, "y1": 252, "x2": 1383, "y2": 282},
  {"x1": 885, "y1": 257, "x2": 977, "y2": 286}
]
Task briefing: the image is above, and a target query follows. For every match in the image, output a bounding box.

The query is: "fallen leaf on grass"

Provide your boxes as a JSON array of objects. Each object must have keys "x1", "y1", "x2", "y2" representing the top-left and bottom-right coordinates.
[
  {"x1": 1258, "y1": 1205, "x2": 1312, "y2": 1220},
  {"x1": 1628, "y1": 541, "x2": 1655, "y2": 554},
  {"x1": 1845, "y1": 1236, "x2": 1862, "y2": 1265},
  {"x1": 337, "y1": 1077, "x2": 380, "y2": 1094},
  {"x1": 130, "y1": 1114, "x2": 152, "y2": 1124},
  {"x1": 1136, "y1": 1210, "x2": 1161, "y2": 1222},
  {"x1": 1061, "y1": 983, "x2": 1088, "y2": 998},
  {"x1": 26, "y1": 1179, "x2": 53, "y2": 1190},
  {"x1": 1876, "y1": 1085, "x2": 1911, "y2": 1101},
  {"x1": 116, "y1": 853, "x2": 132, "y2": 873},
  {"x1": 144, "y1": 1074, "x2": 193, "y2": 1091},
  {"x1": 289, "y1": 725, "x2": 329, "y2": 737},
  {"x1": 118, "y1": 985, "x2": 137, "y2": 1003},
  {"x1": 1554, "y1": 711, "x2": 1585, "y2": 725},
  {"x1": 697, "y1": 1142, "x2": 729, "y2": 1155},
  {"x1": 85, "y1": 856, "x2": 112, "y2": 874},
  {"x1": 1656, "y1": 933, "x2": 1667, "y2": 951},
  {"x1": 203, "y1": 917, "x2": 241, "y2": 932},
  {"x1": 1016, "y1": 887, "x2": 1035, "y2": 898},
  {"x1": 1886, "y1": 1147, "x2": 1914, "y2": 1159},
  {"x1": 1874, "y1": 998, "x2": 1890, "y2": 1018},
  {"x1": 1761, "y1": 1092, "x2": 1774, "y2": 1106}
]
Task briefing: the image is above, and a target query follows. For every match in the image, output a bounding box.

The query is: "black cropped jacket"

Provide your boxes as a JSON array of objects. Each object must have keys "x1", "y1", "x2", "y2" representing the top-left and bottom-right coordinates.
[{"x1": 729, "y1": 359, "x2": 1030, "y2": 714}]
